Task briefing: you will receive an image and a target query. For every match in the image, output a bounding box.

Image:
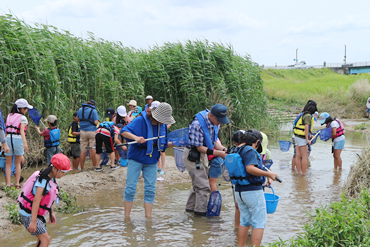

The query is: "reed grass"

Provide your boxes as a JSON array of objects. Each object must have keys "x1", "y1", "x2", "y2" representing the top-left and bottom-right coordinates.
[{"x1": 0, "y1": 15, "x2": 274, "y2": 164}]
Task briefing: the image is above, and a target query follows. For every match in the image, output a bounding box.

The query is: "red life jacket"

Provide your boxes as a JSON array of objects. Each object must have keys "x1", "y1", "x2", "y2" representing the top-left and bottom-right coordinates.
[
  {"x1": 6, "y1": 113, "x2": 27, "y2": 135},
  {"x1": 327, "y1": 119, "x2": 345, "y2": 139}
]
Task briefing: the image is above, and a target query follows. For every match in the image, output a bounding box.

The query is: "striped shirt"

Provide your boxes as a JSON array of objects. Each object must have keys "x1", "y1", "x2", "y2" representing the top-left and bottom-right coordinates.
[{"x1": 96, "y1": 125, "x2": 120, "y2": 138}]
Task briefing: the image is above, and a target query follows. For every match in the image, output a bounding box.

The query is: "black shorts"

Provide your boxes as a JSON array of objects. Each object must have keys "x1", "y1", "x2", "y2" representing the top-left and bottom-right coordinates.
[{"x1": 95, "y1": 133, "x2": 114, "y2": 154}]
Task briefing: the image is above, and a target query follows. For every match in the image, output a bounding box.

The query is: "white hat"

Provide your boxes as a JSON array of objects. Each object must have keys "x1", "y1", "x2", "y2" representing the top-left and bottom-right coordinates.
[
  {"x1": 149, "y1": 101, "x2": 160, "y2": 110},
  {"x1": 15, "y1": 99, "x2": 33, "y2": 109},
  {"x1": 146, "y1": 95, "x2": 153, "y2": 100},
  {"x1": 151, "y1": 102, "x2": 176, "y2": 125},
  {"x1": 127, "y1": 100, "x2": 137, "y2": 106},
  {"x1": 117, "y1": 105, "x2": 127, "y2": 117}
]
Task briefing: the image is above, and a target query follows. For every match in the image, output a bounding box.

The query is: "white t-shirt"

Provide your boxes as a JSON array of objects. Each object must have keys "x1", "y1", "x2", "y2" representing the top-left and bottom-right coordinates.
[
  {"x1": 330, "y1": 121, "x2": 345, "y2": 142},
  {"x1": 367, "y1": 98, "x2": 370, "y2": 108},
  {"x1": 9, "y1": 115, "x2": 28, "y2": 139}
]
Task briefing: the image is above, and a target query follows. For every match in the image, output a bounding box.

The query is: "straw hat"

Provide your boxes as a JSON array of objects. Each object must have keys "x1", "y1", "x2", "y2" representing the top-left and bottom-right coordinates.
[{"x1": 151, "y1": 103, "x2": 176, "y2": 125}]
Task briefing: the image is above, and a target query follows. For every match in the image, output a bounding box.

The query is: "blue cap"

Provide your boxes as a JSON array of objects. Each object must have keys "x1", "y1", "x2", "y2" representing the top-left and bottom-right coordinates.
[
  {"x1": 211, "y1": 104, "x2": 230, "y2": 124},
  {"x1": 132, "y1": 106, "x2": 142, "y2": 117},
  {"x1": 319, "y1": 112, "x2": 330, "y2": 125}
]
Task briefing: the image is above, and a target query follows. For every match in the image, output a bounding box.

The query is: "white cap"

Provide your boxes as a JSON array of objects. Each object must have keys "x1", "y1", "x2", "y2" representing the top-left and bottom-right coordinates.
[
  {"x1": 117, "y1": 105, "x2": 127, "y2": 117},
  {"x1": 150, "y1": 101, "x2": 160, "y2": 109},
  {"x1": 15, "y1": 99, "x2": 33, "y2": 109},
  {"x1": 146, "y1": 95, "x2": 153, "y2": 100}
]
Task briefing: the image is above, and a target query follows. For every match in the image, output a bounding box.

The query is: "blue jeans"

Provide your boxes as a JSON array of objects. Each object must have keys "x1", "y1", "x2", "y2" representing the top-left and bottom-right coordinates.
[{"x1": 124, "y1": 159, "x2": 157, "y2": 204}]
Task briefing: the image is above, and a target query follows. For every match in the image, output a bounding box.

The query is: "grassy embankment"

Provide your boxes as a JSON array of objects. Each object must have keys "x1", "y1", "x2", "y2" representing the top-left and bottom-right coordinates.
[{"x1": 263, "y1": 68, "x2": 370, "y2": 118}]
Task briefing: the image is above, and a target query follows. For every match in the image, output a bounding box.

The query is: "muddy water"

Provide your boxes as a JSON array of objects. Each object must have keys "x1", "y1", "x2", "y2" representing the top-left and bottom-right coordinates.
[{"x1": 1, "y1": 129, "x2": 368, "y2": 246}]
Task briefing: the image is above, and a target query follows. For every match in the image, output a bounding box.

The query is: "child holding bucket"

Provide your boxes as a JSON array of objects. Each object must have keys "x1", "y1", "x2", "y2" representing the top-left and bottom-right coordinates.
[{"x1": 230, "y1": 129, "x2": 279, "y2": 247}]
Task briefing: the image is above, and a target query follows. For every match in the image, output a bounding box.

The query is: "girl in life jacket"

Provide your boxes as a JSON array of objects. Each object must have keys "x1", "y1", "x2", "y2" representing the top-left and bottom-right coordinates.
[
  {"x1": 319, "y1": 112, "x2": 345, "y2": 169},
  {"x1": 18, "y1": 153, "x2": 72, "y2": 247},
  {"x1": 227, "y1": 129, "x2": 279, "y2": 247},
  {"x1": 5, "y1": 99, "x2": 32, "y2": 189}
]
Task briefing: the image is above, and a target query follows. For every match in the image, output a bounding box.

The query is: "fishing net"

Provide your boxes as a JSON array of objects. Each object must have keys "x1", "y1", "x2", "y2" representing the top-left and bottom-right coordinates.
[
  {"x1": 310, "y1": 131, "x2": 320, "y2": 145},
  {"x1": 319, "y1": 127, "x2": 332, "y2": 141},
  {"x1": 206, "y1": 191, "x2": 222, "y2": 216},
  {"x1": 279, "y1": 141, "x2": 292, "y2": 152},
  {"x1": 117, "y1": 146, "x2": 128, "y2": 159},
  {"x1": 168, "y1": 128, "x2": 190, "y2": 147},
  {"x1": 220, "y1": 161, "x2": 231, "y2": 182},
  {"x1": 28, "y1": 108, "x2": 42, "y2": 125},
  {"x1": 174, "y1": 147, "x2": 186, "y2": 172},
  {"x1": 263, "y1": 159, "x2": 273, "y2": 170},
  {"x1": 100, "y1": 151, "x2": 109, "y2": 166}
]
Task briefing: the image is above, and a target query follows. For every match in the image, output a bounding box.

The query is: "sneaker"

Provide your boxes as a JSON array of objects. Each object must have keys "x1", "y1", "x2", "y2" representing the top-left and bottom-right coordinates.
[
  {"x1": 110, "y1": 166, "x2": 119, "y2": 171},
  {"x1": 158, "y1": 168, "x2": 161, "y2": 172},
  {"x1": 159, "y1": 171, "x2": 165, "y2": 175},
  {"x1": 114, "y1": 159, "x2": 120, "y2": 165},
  {"x1": 95, "y1": 167, "x2": 103, "y2": 172}
]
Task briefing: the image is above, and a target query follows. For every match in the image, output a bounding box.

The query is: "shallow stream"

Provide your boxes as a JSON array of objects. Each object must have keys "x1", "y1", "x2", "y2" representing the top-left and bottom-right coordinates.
[{"x1": 1, "y1": 125, "x2": 368, "y2": 246}]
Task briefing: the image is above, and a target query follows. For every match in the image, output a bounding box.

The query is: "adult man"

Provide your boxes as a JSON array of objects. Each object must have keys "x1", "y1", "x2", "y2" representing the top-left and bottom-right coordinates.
[
  {"x1": 183, "y1": 103, "x2": 229, "y2": 216},
  {"x1": 76, "y1": 100, "x2": 99, "y2": 170},
  {"x1": 144, "y1": 95, "x2": 153, "y2": 110}
]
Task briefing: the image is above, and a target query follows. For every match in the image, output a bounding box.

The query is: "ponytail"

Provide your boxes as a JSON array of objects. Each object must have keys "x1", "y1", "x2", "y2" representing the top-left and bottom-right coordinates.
[
  {"x1": 38, "y1": 166, "x2": 53, "y2": 182},
  {"x1": 10, "y1": 104, "x2": 20, "y2": 114}
]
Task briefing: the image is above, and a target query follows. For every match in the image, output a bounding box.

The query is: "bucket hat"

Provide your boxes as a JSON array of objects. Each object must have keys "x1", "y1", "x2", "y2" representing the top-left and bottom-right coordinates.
[
  {"x1": 15, "y1": 99, "x2": 33, "y2": 109},
  {"x1": 128, "y1": 100, "x2": 137, "y2": 107},
  {"x1": 151, "y1": 103, "x2": 176, "y2": 125},
  {"x1": 51, "y1": 153, "x2": 72, "y2": 172},
  {"x1": 117, "y1": 106, "x2": 127, "y2": 117},
  {"x1": 210, "y1": 104, "x2": 230, "y2": 124}
]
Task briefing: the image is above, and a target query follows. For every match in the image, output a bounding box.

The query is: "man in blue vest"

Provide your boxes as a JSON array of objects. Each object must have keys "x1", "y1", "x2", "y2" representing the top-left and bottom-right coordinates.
[
  {"x1": 76, "y1": 100, "x2": 99, "y2": 171},
  {"x1": 183, "y1": 104, "x2": 229, "y2": 216}
]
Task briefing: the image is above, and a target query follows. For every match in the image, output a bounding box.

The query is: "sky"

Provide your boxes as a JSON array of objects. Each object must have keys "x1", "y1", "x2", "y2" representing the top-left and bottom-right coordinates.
[{"x1": 1, "y1": 0, "x2": 370, "y2": 66}]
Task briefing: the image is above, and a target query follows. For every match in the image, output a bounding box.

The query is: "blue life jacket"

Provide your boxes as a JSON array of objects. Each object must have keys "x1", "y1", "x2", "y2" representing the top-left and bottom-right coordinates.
[
  {"x1": 141, "y1": 111, "x2": 167, "y2": 155},
  {"x1": 0, "y1": 109, "x2": 5, "y2": 132},
  {"x1": 225, "y1": 145, "x2": 265, "y2": 186},
  {"x1": 44, "y1": 128, "x2": 60, "y2": 148},
  {"x1": 80, "y1": 103, "x2": 96, "y2": 125},
  {"x1": 144, "y1": 104, "x2": 149, "y2": 111},
  {"x1": 98, "y1": 121, "x2": 115, "y2": 137},
  {"x1": 194, "y1": 109, "x2": 218, "y2": 149}
]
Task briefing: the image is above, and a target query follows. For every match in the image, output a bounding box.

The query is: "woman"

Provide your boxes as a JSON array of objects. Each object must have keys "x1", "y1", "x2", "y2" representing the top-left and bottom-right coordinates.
[
  {"x1": 292, "y1": 100, "x2": 318, "y2": 175},
  {"x1": 5, "y1": 99, "x2": 32, "y2": 188},
  {"x1": 122, "y1": 103, "x2": 175, "y2": 218}
]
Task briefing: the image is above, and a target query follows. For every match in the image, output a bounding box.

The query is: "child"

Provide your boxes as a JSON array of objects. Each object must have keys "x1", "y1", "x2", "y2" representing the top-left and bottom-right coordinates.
[
  {"x1": 36, "y1": 115, "x2": 61, "y2": 165},
  {"x1": 226, "y1": 129, "x2": 279, "y2": 247},
  {"x1": 208, "y1": 139, "x2": 224, "y2": 192},
  {"x1": 292, "y1": 100, "x2": 318, "y2": 175},
  {"x1": 366, "y1": 97, "x2": 370, "y2": 118},
  {"x1": 95, "y1": 107, "x2": 122, "y2": 171},
  {"x1": 5, "y1": 99, "x2": 32, "y2": 188},
  {"x1": 113, "y1": 123, "x2": 127, "y2": 165},
  {"x1": 319, "y1": 112, "x2": 345, "y2": 169},
  {"x1": 18, "y1": 153, "x2": 72, "y2": 247},
  {"x1": 67, "y1": 112, "x2": 81, "y2": 170},
  {"x1": 114, "y1": 105, "x2": 131, "y2": 126}
]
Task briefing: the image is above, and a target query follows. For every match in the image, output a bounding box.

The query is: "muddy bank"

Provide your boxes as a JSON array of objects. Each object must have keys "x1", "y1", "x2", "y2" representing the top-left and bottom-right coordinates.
[{"x1": 0, "y1": 156, "x2": 189, "y2": 233}]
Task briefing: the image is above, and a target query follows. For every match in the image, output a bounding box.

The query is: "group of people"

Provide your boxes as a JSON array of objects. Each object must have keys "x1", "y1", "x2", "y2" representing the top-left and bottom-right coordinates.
[{"x1": 0, "y1": 97, "x2": 348, "y2": 247}]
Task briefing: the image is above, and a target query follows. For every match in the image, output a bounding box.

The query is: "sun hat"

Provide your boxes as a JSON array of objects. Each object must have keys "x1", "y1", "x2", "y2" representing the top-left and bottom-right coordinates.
[
  {"x1": 232, "y1": 130, "x2": 246, "y2": 144},
  {"x1": 45, "y1": 115, "x2": 57, "y2": 124},
  {"x1": 149, "y1": 101, "x2": 160, "y2": 110},
  {"x1": 51, "y1": 153, "x2": 72, "y2": 172},
  {"x1": 146, "y1": 95, "x2": 153, "y2": 100},
  {"x1": 260, "y1": 132, "x2": 269, "y2": 155},
  {"x1": 128, "y1": 100, "x2": 137, "y2": 107},
  {"x1": 105, "y1": 107, "x2": 115, "y2": 118},
  {"x1": 151, "y1": 103, "x2": 176, "y2": 125},
  {"x1": 210, "y1": 104, "x2": 230, "y2": 124},
  {"x1": 246, "y1": 129, "x2": 263, "y2": 153},
  {"x1": 132, "y1": 106, "x2": 142, "y2": 117},
  {"x1": 117, "y1": 105, "x2": 127, "y2": 117},
  {"x1": 15, "y1": 99, "x2": 33, "y2": 109},
  {"x1": 319, "y1": 112, "x2": 330, "y2": 125}
]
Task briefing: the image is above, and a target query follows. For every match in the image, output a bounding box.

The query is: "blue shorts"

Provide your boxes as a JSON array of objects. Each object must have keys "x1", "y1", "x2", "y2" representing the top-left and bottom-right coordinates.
[
  {"x1": 4, "y1": 136, "x2": 24, "y2": 156},
  {"x1": 367, "y1": 108, "x2": 370, "y2": 114},
  {"x1": 235, "y1": 189, "x2": 267, "y2": 229},
  {"x1": 208, "y1": 156, "x2": 223, "y2": 178},
  {"x1": 333, "y1": 139, "x2": 345, "y2": 150}
]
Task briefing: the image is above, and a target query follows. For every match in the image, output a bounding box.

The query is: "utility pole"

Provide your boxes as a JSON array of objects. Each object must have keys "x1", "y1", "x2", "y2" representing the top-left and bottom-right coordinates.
[
  {"x1": 296, "y1": 48, "x2": 298, "y2": 64},
  {"x1": 344, "y1": 45, "x2": 346, "y2": 65}
]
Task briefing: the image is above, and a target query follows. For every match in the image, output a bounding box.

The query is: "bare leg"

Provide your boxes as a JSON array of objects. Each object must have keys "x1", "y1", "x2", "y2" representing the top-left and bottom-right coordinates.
[
  {"x1": 209, "y1": 177, "x2": 218, "y2": 192},
  {"x1": 109, "y1": 152, "x2": 115, "y2": 167},
  {"x1": 14, "y1": 155, "x2": 22, "y2": 187},
  {"x1": 299, "y1": 145, "x2": 309, "y2": 175},
  {"x1": 334, "y1": 149, "x2": 342, "y2": 169},
  {"x1": 291, "y1": 157, "x2": 296, "y2": 170},
  {"x1": 5, "y1": 156, "x2": 13, "y2": 187},
  {"x1": 295, "y1": 146, "x2": 302, "y2": 174},
  {"x1": 95, "y1": 153, "x2": 101, "y2": 168},
  {"x1": 36, "y1": 232, "x2": 50, "y2": 247},
  {"x1": 114, "y1": 150, "x2": 120, "y2": 162},
  {"x1": 234, "y1": 202, "x2": 240, "y2": 228},
  {"x1": 159, "y1": 152, "x2": 166, "y2": 171},
  {"x1": 144, "y1": 202, "x2": 153, "y2": 218},
  {"x1": 80, "y1": 149, "x2": 87, "y2": 170},
  {"x1": 251, "y1": 228, "x2": 264, "y2": 247},
  {"x1": 90, "y1": 149, "x2": 97, "y2": 167},
  {"x1": 124, "y1": 201, "x2": 134, "y2": 217},
  {"x1": 238, "y1": 225, "x2": 250, "y2": 247}
]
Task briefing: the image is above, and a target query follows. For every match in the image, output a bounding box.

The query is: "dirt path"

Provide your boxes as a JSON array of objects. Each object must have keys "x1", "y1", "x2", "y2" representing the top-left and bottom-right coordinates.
[{"x1": 0, "y1": 156, "x2": 190, "y2": 233}]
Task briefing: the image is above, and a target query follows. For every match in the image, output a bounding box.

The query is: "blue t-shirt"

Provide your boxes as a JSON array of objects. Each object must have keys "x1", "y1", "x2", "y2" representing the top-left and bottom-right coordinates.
[
  {"x1": 122, "y1": 115, "x2": 164, "y2": 164},
  {"x1": 77, "y1": 105, "x2": 99, "y2": 131},
  {"x1": 19, "y1": 177, "x2": 51, "y2": 216}
]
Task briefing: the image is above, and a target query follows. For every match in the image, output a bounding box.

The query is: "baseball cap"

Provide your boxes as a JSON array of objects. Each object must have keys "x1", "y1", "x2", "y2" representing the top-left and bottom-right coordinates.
[
  {"x1": 146, "y1": 95, "x2": 153, "y2": 100},
  {"x1": 246, "y1": 129, "x2": 263, "y2": 153},
  {"x1": 307, "y1": 100, "x2": 318, "y2": 112},
  {"x1": 15, "y1": 99, "x2": 33, "y2": 109},
  {"x1": 73, "y1": 112, "x2": 77, "y2": 117},
  {"x1": 260, "y1": 132, "x2": 268, "y2": 155},
  {"x1": 51, "y1": 153, "x2": 72, "y2": 172},
  {"x1": 88, "y1": 100, "x2": 96, "y2": 106},
  {"x1": 149, "y1": 101, "x2": 160, "y2": 110},
  {"x1": 105, "y1": 107, "x2": 115, "y2": 118},
  {"x1": 45, "y1": 115, "x2": 57, "y2": 124},
  {"x1": 232, "y1": 130, "x2": 246, "y2": 143},
  {"x1": 319, "y1": 112, "x2": 330, "y2": 125},
  {"x1": 117, "y1": 105, "x2": 127, "y2": 117},
  {"x1": 128, "y1": 100, "x2": 137, "y2": 106},
  {"x1": 210, "y1": 104, "x2": 230, "y2": 124}
]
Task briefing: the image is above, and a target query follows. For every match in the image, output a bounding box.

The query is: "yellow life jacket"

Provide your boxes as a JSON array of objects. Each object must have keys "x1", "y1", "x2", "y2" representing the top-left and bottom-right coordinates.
[
  {"x1": 293, "y1": 112, "x2": 314, "y2": 137},
  {"x1": 67, "y1": 122, "x2": 80, "y2": 143}
]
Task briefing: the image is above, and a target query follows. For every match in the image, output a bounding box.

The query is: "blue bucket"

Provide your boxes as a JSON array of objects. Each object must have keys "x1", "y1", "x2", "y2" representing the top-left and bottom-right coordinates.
[
  {"x1": 319, "y1": 127, "x2": 332, "y2": 141},
  {"x1": 174, "y1": 147, "x2": 186, "y2": 172},
  {"x1": 0, "y1": 151, "x2": 5, "y2": 169},
  {"x1": 264, "y1": 186, "x2": 280, "y2": 214},
  {"x1": 120, "y1": 158, "x2": 128, "y2": 167},
  {"x1": 279, "y1": 141, "x2": 292, "y2": 152}
]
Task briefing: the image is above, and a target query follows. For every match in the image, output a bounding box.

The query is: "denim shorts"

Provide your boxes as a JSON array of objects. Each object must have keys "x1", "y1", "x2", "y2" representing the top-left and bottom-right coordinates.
[
  {"x1": 235, "y1": 189, "x2": 267, "y2": 229},
  {"x1": 294, "y1": 136, "x2": 308, "y2": 147},
  {"x1": 367, "y1": 108, "x2": 370, "y2": 114},
  {"x1": 5, "y1": 136, "x2": 24, "y2": 156},
  {"x1": 333, "y1": 139, "x2": 345, "y2": 150},
  {"x1": 208, "y1": 156, "x2": 223, "y2": 178}
]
